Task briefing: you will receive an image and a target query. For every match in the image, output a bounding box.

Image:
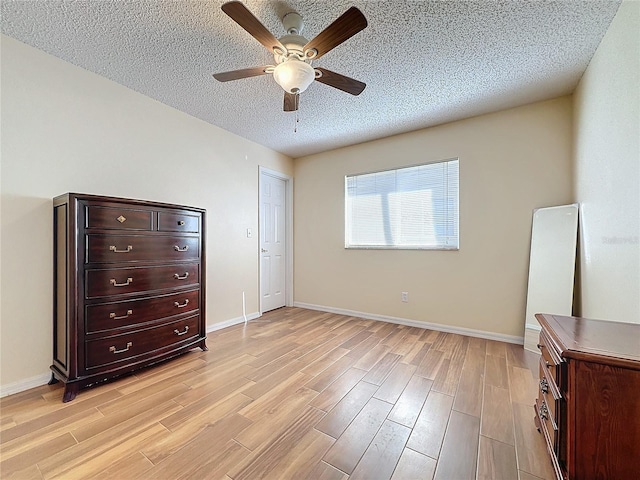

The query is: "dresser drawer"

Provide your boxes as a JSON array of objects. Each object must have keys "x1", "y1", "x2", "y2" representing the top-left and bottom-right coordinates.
[
  {"x1": 86, "y1": 234, "x2": 199, "y2": 264},
  {"x1": 535, "y1": 397, "x2": 562, "y2": 479},
  {"x1": 85, "y1": 314, "x2": 200, "y2": 370},
  {"x1": 158, "y1": 211, "x2": 200, "y2": 233},
  {"x1": 86, "y1": 289, "x2": 199, "y2": 333},
  {"x1": 538, "y1": 330, "x2": 562, "y2": 387},
  {"x1": 536, "y1": 397, "x2": 557, "y2": 444},
  {"x1": 86, "y1": 263, "x2": 199, "y2": 299},
  {"x1": 538, "y1": 360, "x2": 560, "y2": 430},
  {"x1": 85, "y1": 205, "x2": 153, "y2": 231}
]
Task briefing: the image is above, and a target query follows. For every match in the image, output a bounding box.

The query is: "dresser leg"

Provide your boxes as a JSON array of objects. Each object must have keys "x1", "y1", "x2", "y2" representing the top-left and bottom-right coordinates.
[
  {"x1": 199, "y1": 339, "x2": 209, "y2": 351},
  {"x1": 48, "y1": 373, "x2": 59, "y2": 385},
  {"x1": 62, "y1": 383, "x2": 79, "y2": 403}
]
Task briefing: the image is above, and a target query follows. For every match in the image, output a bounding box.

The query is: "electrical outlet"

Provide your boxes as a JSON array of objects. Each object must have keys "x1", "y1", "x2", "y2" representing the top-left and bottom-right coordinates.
[{"x1": 401, "y1": 292, "x2": 409, "y2": 303}]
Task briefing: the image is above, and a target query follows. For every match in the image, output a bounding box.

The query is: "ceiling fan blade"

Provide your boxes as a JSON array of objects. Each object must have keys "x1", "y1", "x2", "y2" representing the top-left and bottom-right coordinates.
[
  {"x1": 283, "y1": 92, "x2": 299, "y2": 112},
  {"x1": 212, "y1": 66, "x2": 271, "y2": 82},
  {"x1": 221, "y1": 1, "x2": 287, "y2": 54},
  {"x1": 303, "y1": 7, "x2": 367, "y2": 60},
  {"x1": 315, "y1": 68, "x2": 366, "y2": 95}
]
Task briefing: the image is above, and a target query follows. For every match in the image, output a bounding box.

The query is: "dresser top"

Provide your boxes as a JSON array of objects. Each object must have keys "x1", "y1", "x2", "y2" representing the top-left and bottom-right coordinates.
[
  {"x1": 54, "y1": 192, "x2": 206, "y2": 213},
  {"x1": 536, "y1": 314, "x2": 640, "y2": 369}
]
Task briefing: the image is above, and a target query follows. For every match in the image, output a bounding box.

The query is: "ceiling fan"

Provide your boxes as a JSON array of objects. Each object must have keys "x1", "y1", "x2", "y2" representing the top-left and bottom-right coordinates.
[{"x1": 213, "y1": 1, "x2": 368, "y2": 112}]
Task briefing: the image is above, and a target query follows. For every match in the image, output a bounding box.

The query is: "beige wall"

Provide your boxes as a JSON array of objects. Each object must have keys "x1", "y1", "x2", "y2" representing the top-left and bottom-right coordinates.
[
  {"x1": 0, "y1": 36, "x2": 293, "y2": 388},
  {"x1": 573, "y1": 1, "x2": 640, "y2": 323},
  {"x1": 294, "y1": 98, "x2": 573, "y2": 339}
]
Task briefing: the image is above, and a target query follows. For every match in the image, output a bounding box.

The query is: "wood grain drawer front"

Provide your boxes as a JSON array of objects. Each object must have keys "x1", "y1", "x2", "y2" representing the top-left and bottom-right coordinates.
[
  {"x1": 86, "y1": 263, "x2": 199, "y2": 299},
  {"x1": 86, "y1": 289, "x2": 199, "y2": 333},
  {"x1": 538, "y1": 331, "x2": 562, "y2": 387},
  {"x1": 538, "y1": 361, "x2": 560, "y2": 430},
  {"x1": 158, "y1": 211, "x2": 200, "y2": 233},
  {"x1": 536, "y1": 397, "x2": 557, "y2": 442},
  {"x1": 86, "y1": 205, "x2": 153, "y2": 231},
  {"x1": 535, "y1": 398, "x2": 562, "y2": 480},
  {"x1": 86, "y1": 235, "x2": 199, "y2": 263},
  {"x1": 538, "y1": 355, "x2": 561, "y2": 398},
  {"x1": 85, "y1": 314, "x2": 200, "y2": 369}
]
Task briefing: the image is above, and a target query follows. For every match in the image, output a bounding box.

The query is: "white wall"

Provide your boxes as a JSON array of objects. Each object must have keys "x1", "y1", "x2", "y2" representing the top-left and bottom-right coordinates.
[
  {"x1": 573, "y1": 0, "x2": 640, "y2": 323},
  {"x1": 294, "y1": 98, "x2": 573, "y2": 340},
  {"x1": 0, "y1": 35, "x2": 293, "y2": 389}
]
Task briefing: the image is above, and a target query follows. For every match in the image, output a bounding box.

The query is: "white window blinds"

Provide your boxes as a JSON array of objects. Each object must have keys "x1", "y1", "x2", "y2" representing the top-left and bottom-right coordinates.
[{"x1": 345, "y1": 159, "x2": 459, "y2": 249}]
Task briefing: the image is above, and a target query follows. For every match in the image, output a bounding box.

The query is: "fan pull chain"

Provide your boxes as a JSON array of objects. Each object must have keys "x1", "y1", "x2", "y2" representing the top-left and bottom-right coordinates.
[{"x1": 294, "y1": 94, "x2": 300, "y2": 133}]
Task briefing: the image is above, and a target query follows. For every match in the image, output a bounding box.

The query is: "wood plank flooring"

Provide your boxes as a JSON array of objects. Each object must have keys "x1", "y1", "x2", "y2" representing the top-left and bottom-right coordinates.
[{"x1": 0, "y1": 307, "x2": 556, "y2": 479}]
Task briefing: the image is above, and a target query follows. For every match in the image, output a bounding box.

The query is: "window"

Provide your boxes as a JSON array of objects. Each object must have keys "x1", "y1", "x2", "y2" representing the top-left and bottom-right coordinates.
[{"x1": 345, "y1": 158, "x2": 459, "y2": 250}]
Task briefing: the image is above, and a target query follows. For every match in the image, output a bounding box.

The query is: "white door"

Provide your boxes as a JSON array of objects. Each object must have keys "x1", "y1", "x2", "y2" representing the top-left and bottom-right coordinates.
[{"x1": 260, "y1": 172, "x2": 287, "y2": 312}]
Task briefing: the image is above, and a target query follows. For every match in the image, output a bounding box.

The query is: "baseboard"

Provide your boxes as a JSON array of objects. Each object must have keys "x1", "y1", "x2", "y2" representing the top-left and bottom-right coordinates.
[
  {"x1": 0, "y1": 373, "x2": 51, "y2": 398},
  {"x1": 524, "y1": 324, "x2": 542, "y2": 354},
  {"x1": 206, "y1": 312, "x2": 261, "y2": 334},
  {"x1": 293, "y1": 302, "x2": 524, "y2": 345},
  {"x1": 0, "y1": 312, "x2": 263, "y2": 399}
]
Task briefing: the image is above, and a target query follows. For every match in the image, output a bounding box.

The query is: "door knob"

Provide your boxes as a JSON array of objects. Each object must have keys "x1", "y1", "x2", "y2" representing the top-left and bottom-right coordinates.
[{"x1": 261, "y1": 248, "x2": 268, "y2": 253}]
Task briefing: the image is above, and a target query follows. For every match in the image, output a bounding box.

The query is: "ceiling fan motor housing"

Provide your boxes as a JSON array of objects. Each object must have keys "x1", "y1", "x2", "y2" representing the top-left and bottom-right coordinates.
[{"x1": 275, "y1": 34, "x2": 308, "y2": 63}]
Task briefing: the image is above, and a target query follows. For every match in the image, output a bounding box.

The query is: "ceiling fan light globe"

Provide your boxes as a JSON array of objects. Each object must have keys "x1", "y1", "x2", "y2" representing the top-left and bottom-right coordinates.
[{"x1": 273, "y1": 59, "x2": 315, "y2": 94}]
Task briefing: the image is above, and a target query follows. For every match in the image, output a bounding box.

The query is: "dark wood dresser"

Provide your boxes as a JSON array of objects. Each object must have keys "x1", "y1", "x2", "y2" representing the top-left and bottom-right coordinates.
[
  {"x1": 51, "y1": 193, "x2": 207, "y2": 402},
  {"x1": 534, "y1": 313, "x2": 640, "y2": 479}
]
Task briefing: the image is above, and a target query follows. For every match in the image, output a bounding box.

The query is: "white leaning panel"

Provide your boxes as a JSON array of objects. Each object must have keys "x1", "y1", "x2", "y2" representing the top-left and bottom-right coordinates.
[{"x1": 524, "y1": 204, "x2": 579, "y2": 352}]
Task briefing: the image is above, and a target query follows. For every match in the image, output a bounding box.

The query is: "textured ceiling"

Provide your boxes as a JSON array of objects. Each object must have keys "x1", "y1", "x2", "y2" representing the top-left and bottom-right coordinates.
[{"x1": 1, "y1": 0, "x2": 621, "y2": 158}]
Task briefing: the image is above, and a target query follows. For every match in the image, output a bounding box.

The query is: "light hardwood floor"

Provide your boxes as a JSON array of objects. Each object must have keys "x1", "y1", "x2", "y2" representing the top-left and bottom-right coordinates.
[{"x1": 0, "y1": 307, "x2": 556, "y2": 480}]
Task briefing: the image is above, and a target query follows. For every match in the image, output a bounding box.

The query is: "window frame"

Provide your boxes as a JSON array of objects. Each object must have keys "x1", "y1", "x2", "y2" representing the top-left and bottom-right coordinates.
[{"x1": 344, "y1": 158, "x2": 460, "y2": 251}]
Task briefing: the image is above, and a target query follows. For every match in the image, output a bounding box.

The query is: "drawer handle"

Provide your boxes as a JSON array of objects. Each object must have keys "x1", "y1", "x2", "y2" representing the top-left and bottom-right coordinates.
[
  {"x1": 174, "y1": 245, "x2": 189, "y2": 252},
  {"x1": 174, "y1": 326, "x2": 189, "y2": 336},
  {"x1": 109, "y1": 309, "x2": 133, "y2": 320},
  {"x1": 537, "y1": 343, "x2": 544, "y2": 350},
  {"x1": 109, "y1": 342, "x2": 133, "y2": 354},
  {"x1": 110, "y1": 277, "x2": 133, "y2": 287},
  {"x1": 178, "y1": 220, "x2": 185, "y2": 226},
  {"x1": 174, "y1": 299, "x2": 190, "y2": 308},
  {"x1": 174, "y1": 272, "x2": 189, "y2": 280},
  {"x1": 539, "y1": 401, "x2": 548, "y2": 420},
  {"x1": 109, "y1": 245, "x2": 133, "y2": 253},
  {"x1": 540, "y1": 377, "x2": 549, "y2": 394}
]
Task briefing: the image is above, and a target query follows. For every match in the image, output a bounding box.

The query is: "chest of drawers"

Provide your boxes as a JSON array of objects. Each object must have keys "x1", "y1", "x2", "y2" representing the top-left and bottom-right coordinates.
[
  {"x1": 51, "y1": 193, "x2": 207, "y2": 402},
  {"x1": 534, "y1": 314, "x2": 640, "y2": 479}
]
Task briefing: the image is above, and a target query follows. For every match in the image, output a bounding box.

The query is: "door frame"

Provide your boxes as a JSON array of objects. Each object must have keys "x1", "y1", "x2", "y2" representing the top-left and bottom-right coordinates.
[{"x1": 258, "y1": 166, "x2": 294, "y2": 313}]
